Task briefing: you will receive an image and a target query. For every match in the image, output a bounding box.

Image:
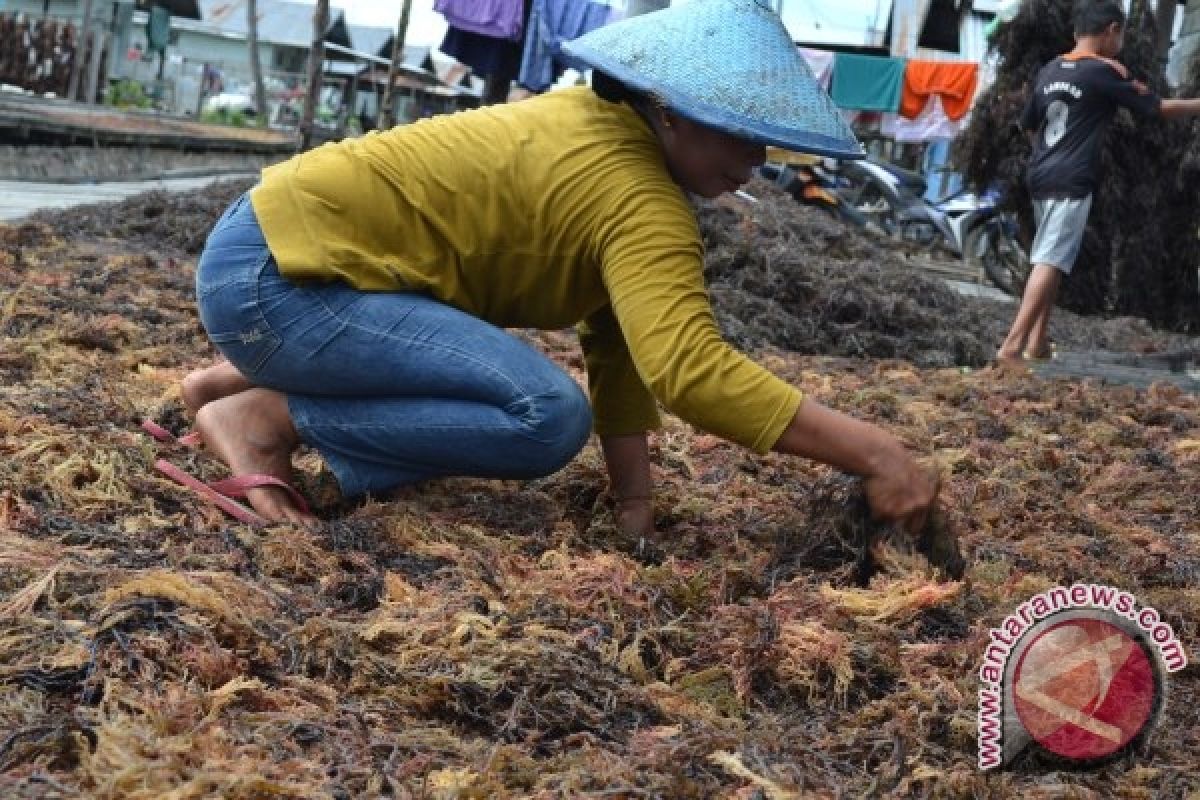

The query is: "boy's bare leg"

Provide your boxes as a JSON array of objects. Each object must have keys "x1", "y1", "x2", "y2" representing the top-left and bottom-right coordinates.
[
  {"x1": 1025, "y1": 300, "x2": 1056, "y2": 360},
  {"x1": 997, "y1": 264, "x2": 1061, "y2": 365}
]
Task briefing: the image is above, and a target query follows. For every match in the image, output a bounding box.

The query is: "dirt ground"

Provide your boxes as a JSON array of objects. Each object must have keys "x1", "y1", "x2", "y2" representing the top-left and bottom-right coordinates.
[{"x1": 1, "y1": 182, "x2": 1198, "y2": 797}]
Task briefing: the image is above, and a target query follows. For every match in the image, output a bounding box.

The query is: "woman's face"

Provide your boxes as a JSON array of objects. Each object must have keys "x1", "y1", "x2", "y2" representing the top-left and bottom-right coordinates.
[{"x1": 654, "y1": 111, "x2": 767, "y2": 198}]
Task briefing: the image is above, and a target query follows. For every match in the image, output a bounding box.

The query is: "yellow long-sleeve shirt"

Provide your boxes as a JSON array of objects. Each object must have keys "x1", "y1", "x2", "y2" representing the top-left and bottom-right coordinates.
[{"x1": 250, "y1": 87, "x2": 803, "y2": 453}]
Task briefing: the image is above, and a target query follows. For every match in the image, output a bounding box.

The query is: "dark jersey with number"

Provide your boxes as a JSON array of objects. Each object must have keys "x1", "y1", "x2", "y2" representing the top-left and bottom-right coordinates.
[{"x1": 1020, "y1": 54, "x2": 1160, "y2": 199}]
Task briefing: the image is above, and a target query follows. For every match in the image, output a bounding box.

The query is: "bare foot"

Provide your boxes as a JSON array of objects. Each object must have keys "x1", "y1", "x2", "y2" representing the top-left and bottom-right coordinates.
[
  {"x1": 181, "y1": 361, "x2": 255, "y2": 417},
  {"x1": 991, "y1": 355, "x2": 1031, "y2": 375},
  {"x1": 194, "y1": 389, "x2": 318, "y2": 527},
  {"x1": 994, "y1": 341, "x2": 1027, "y2": 368},
  {"x1": 993, "y1": 342, "x2": 1030, "y2": 372}
]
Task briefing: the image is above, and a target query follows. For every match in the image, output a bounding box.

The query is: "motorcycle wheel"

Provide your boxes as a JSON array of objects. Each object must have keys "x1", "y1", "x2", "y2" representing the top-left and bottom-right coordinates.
[
  {"x1": 842, "y1": 181, "x2": 897, "y2": 235},
  {"x1": 965, "y1": 221, "x2": 1031, "y2": 296},
  {"x1": 837, "y1": 200, "x2": 870, "y2": 230}
]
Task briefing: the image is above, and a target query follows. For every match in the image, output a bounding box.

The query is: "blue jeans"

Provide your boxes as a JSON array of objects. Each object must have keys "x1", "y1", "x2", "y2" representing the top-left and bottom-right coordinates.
[{"x1": 195, "y1": 192, "x2": 593, "y2": 497}]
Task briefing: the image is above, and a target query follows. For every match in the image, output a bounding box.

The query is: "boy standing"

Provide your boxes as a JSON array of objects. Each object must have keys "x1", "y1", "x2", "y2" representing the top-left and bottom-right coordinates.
[{"x1": 997, "y1": 0, "x2": 1200, "y2": 366}]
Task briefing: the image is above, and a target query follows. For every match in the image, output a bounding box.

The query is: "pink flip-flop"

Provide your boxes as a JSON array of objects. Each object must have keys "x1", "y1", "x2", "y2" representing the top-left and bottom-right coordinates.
[
  {"x1": 141, "y1": 419, "x2": 203, "y2": 447},
  {"x1": 153, "y1": 458, "x2": 311, "y2": 526}
]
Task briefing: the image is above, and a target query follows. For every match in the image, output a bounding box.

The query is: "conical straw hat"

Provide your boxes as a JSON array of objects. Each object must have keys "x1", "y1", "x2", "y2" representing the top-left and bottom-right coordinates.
[{"x1": 561, "y1": 0, "x2": 863, "y2": 158}]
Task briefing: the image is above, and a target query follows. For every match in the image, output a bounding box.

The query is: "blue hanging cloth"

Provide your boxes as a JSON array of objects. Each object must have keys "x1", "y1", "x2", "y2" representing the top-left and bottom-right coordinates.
[{"x1": 518, "y1": 0, "x2": 614, "y2": 93}]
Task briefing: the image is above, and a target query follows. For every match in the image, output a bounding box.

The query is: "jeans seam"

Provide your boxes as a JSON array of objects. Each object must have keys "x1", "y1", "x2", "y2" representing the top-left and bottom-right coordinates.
[
  {"x1": 310, "y1": 291, "x2": 539, "y2": 409},
  {"x1": 298, "y1": 411, "x2": 586, "y2": 446},
  {"x1": 297, "y1": 395, "x2": 589, "y2": 450},
  {"x1": 299, "y1": 421, "x2": 546, "y2": 432},
  {"x1": 243, "y1": 252, "x2": 285, "y2": 373}
]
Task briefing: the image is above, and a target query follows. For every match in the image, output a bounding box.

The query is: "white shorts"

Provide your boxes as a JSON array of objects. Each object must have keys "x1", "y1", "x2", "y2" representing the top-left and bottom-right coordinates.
[{"x1": 1030, "y1": 194, "x2": 1093, "y2": 275}]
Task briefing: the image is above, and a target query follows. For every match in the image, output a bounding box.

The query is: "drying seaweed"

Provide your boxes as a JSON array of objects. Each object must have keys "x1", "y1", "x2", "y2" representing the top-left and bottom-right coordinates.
[
  {"x1": 1, "y1": 179, "x2": 1199, "y2": 797},
  {"x1": 958, "y1": 0, "x2": 1200, "y2": 328},
  {"x1": 768, "y1": 471, "x2": 965, "y2": 588},
  {"x1": 697, "y1": 182, "x2": 1199, "y2": 367},
  {"x1": 28, "y1": 179, "x2": 255, "y2": 257}
]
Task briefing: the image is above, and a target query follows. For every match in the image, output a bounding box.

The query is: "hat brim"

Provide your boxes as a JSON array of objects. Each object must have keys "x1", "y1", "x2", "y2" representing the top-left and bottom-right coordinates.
[{"x1": 563, "y1": 43, "x2": 865, "y2": 160}]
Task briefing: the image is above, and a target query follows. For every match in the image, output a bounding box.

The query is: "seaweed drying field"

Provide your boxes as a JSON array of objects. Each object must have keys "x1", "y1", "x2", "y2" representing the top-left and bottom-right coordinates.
[{"x1": 1, "y1": 181, "x2": 1198, "y2": 798}]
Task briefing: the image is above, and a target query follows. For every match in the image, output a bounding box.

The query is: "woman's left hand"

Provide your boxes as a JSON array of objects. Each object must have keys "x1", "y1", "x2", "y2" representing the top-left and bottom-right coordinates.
[{"x1": 602, "y1": 433, "x2": 654, "y2": 538}]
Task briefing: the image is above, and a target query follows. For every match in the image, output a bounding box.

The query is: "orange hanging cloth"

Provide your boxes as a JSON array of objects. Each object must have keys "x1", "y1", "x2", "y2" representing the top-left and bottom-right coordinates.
[{"x1": 899, "y1": 60, "x2": 979, "y2": 120}]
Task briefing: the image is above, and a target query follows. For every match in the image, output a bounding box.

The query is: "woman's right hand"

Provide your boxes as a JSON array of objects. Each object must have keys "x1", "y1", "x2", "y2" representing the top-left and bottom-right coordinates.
[
  {"x1": 863, "y1": 445, "x2": 940, "y2": 536},
  {"x1": 773, "y1": 399, "x2": 940, "y2": 536}
]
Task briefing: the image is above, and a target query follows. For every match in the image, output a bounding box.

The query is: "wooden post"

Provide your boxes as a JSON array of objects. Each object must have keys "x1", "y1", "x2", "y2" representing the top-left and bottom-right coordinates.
[
  {"x1": 343, "y1": 71, "x2": 358, "y2": 135},
  {"x1": 67, "y1": 0, "x2": 94, "y2": 101},
  {"x1": 379, "y1": 0, "x2": 413, "y2": 130},
  {"x1": 248, "y1": 0, "x2": 270, "y2": 128},
  {"x1": 300, "y1": 0, "x2": 329, "y2": 149},
  {"x1": 83, "y1": 29, "x2": 106, "y2": 104}
]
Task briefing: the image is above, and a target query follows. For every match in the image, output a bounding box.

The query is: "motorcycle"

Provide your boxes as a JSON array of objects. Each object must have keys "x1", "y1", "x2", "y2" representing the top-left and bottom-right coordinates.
[
  {"x1": 961, "y1": 193, "x2": 1030, "y2": 296},
  {"x1": 757, "y1": 158, "x2": 880, "y2": 233},
  {"x1": 837, "y1": 157, "x2": 1031, "y2": 294}
]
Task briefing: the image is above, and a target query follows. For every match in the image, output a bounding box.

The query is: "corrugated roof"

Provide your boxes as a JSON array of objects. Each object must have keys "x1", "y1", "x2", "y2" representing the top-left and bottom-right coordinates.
[
  {"x1": 198, "y1": 0, "x2": 351, "y2": 49},
  {"x1": 402, "y1": 45, "x2": 433, "y2": 71},
  {"x1": 348, "y1": 24, "x2": 393, "y2": 60},
  {"x1": 373, "y1": 34, "x2": 435, "y2": 71},
  {"x1": 323, "y1": 41, "x2": 436, "y2": 79},
  {"x1": 357, "y1": 68, "x2": 468, "y2": 96}
]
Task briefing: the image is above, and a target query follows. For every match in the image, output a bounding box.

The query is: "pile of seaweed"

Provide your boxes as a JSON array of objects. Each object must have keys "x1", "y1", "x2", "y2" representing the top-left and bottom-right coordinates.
[
  {"x1": 697, "y1": 193, "x2": 997, "y2": 368},
  {"x1": 701, "y1": 182, "x2": 1199, "y2": 366},
  {"x1": 957, "y1": 0, "x2": 1200, "y2": 329},
  {"x1": 29, "y1": 180, "x2": 254, "y2": 257},
  {"x1": 28, "y1": 177, "x2": 1198, "y2": 369},
  {"x1": 2, "y1": 197, "x2": 1200, "y2": 797}
]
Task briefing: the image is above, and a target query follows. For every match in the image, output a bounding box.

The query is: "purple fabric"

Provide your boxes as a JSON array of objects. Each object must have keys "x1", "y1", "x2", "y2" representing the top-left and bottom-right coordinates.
[{"x1": 435, "y1": 0, "x2": 525, "y2": 41}]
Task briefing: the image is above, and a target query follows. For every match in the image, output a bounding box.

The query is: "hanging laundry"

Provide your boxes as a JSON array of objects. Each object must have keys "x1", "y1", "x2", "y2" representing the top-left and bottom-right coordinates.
[
  {"x1": 830, "y1": 53, "x2": 906, "y2": 113},
  {"x1": 435, "y1": 0, "x2": 525, "y2": 41},
  {"x1": 440, "y1": 26, "x2": 523, "y2": 81},
  {"x1": 898, "y1": 60, "x2": 978, "y2": 120},
  {"x1": 881, "y1": 95, "x2": 964, "y2": 142},
  {"x1": 799, "y1": 47, "x2": 834, "y2": 90},
  {"x1": 518, "y1": 0, "x2": 615, "y2": 93}
]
